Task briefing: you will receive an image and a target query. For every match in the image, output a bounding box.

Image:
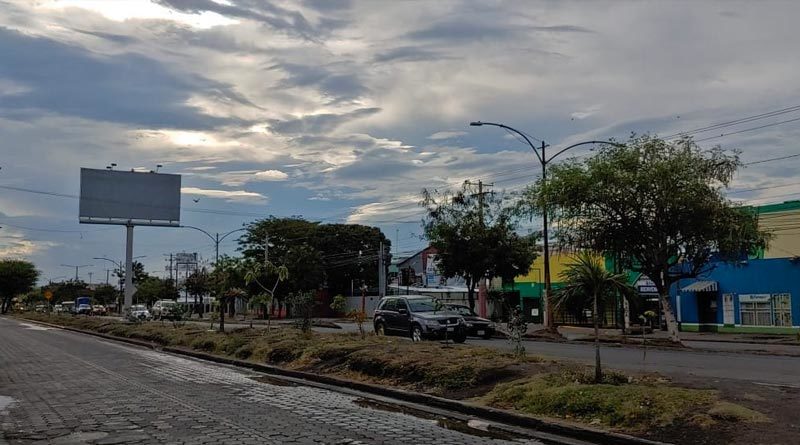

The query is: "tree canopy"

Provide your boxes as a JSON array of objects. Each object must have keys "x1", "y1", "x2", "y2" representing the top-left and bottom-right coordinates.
[
  {"x1": 239, "y1": 217, "x2": 390, "y2": 298},
  {"x1": 517, "y1": 134, "x2": 770, "y2": 342},
  {"x1": 422, "y1": 183, "x2": 538, "y2": 310},
  {"x1": 0, "y1": 259, "x2": 39, "y2": 313}
]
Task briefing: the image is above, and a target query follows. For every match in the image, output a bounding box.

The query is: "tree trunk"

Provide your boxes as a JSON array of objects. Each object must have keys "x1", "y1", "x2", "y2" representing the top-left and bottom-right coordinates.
[
  {"x1": 593, "y1": 290, "x2": 602, "y2": 384},
  {"x1": 466, "y1": 277, "x2": 475, "y2": 311},
  {"x1": 0, "y1": 297, "x2": 9, "y2": 314},
  {"x1": 219, "y1": 297, "x2": 225, "y2": 333},
  {"x1": 659, "y1": 291, "x2": 681, "y2": 344}
]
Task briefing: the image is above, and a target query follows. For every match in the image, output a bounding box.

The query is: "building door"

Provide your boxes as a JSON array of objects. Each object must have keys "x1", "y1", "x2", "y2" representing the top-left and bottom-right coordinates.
[{"x1": 722, "y1": 294, "x2": 735, "y2": 326}]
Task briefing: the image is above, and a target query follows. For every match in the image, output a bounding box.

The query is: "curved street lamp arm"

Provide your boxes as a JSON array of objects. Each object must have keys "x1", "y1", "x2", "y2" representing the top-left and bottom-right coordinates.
[
  {"x1": 179, "y1": 225, "x2": 216, "y2": 243},
  {"x1": 218, "y1": 227, "x2": 247, "y2": 244},
  {"x1": 470, "y1": 121, "x2": 544, "y2": 165},
  {"x1": 547, "y1": 140, "x2": 625, "y2": 164}
]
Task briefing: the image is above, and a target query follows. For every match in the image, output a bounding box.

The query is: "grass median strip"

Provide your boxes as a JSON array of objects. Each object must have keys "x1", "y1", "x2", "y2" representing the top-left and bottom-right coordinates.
[{"x1": 19, "y1": 314, "x2": 770, "y2": 443}]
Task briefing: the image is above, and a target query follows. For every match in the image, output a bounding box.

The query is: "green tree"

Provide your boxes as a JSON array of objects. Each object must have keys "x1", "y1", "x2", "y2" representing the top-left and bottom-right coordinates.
[
  {"x1": 50, "y1": 280, "x2": 89, "y2": 304},
  {"x1": 239, "y1": 217, "x2": 390, "y2": 299},
  {"x1": 93, "y1": 284, "x2": 118, "y2": 305},
  {"x1": 553, "y1": 252, "x2": 636, "y2": 383},
  {"x1": 518, "y1": 135, "x2": 770, "y2": 343},
  {"x1": 0, "y1": 260, "x2": 39, "y2": 313},
  {"x1": 184, "y1": 268, "x2": 210, "y2": 317},
  {"x1": 114, "y1": 261, "x2": 148, "y2": 285},
  {"x1": 134, "y1": 277, "x2": 178, "y2": 307},
  {"x1": 422, "y1": 183, "x2": 537, "y2": 310}
]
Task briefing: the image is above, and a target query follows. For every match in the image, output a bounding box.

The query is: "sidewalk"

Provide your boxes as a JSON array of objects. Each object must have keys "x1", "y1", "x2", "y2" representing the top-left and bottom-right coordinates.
[{"x1": 556, "y1": 325, "x2": 800, "y2": 345}]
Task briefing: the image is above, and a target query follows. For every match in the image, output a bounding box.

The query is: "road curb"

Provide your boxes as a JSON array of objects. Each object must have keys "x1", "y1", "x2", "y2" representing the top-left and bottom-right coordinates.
[{"x1": 15, "y1": 317, "x2": 670, "y2": 445}]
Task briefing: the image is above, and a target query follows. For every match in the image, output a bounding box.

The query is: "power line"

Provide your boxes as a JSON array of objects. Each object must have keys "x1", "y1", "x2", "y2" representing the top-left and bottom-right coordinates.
[
  {"x1": 663, "y1": 104, "x2": 800, "y2": 140},
  {"x1": 694, "y1": 116, "x2": 800, "y2": 143}
]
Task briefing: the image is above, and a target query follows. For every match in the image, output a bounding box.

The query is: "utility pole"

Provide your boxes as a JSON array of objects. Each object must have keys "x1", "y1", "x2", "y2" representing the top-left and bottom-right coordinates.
[
  {"x1": 466, "y1": 180, "x2": 493, "y2": 318},
  {"x1": 88, "y1": 272, "x2": 93, "y2": 284},
  {"x1": 378, "y1": 242, "x2": 385, "y2": 299},
  {"x1": 105, "y1": 269, "x2": 110, "y2": 285}
]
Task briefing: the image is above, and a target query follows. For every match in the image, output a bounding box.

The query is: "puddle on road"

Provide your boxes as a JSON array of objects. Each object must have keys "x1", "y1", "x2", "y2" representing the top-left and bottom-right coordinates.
[
  {"x1": 352, "y1": 398, "x2": 529, "y2": 441},
  {"x1": 0, "y1": 395, "x2": 17, "y2": 413},
  {"x1": 249, "y1": 375, "x2": 298, "y2": 387}
]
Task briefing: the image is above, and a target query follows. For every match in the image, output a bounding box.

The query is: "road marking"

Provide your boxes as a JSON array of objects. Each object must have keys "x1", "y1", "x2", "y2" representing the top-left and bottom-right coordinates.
[
  {"x1": 754, "y1": 382, "x2": 800, "y2": 389},
  {"x1": 17, "y1": 322, "x2": 52, "y2": 331}
]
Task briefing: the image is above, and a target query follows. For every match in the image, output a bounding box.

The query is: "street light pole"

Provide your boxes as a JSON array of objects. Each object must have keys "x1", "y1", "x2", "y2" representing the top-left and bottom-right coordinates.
[
  {"x1": 61, "y1": 264, "x2": 91, "y2": 281},
  {"x1": 470, "y1": 121, "x2": 623, "y2": 331}
]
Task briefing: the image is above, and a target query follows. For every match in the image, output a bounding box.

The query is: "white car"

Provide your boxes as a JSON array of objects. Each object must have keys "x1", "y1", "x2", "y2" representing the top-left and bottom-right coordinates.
[
  {"x1": 126, "y1": 304, "x2": 151, "y2": 321},
  {"x1": 151, "y1": 300, "x2": 178, "y2": 320}
]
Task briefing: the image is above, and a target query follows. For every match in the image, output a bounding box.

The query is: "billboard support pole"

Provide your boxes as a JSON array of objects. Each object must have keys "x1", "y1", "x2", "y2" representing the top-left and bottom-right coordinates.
[{"x1": 124, "y1": 223, "x2": 135, "y2": 309}]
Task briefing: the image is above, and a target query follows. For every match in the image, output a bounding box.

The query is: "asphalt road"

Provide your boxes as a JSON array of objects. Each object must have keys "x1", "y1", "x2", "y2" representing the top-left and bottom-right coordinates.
[
  {"x1": 184, "y1": 318, "x2": 800, "y2": 386},
  {"x1": 0, "y1": 317, "x2": 549, "y2": 445},
  {"x1": 468, "y1": 338, "x2": 800, "y2": 386}
]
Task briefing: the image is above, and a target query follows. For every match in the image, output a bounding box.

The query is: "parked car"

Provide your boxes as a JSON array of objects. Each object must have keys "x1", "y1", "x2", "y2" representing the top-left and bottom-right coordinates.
[
  {"x1": 126, "y1": 304, "x2": 151, "y2": 321},
  {"x1": 91, "y1": 305, "x2": 107, "y2": 316},
  {"x1": 76, "y1": 303, "x2": 92, "y2": 315},
  {"x1": 61, "y1": 301, "x2": 75, "y2": 314},
  {"x1": 373, "y1": 295, "x2": 467, "y2": 343},
  {"x1": 151, "y1": 300, "x2": 178, "y2": 320},
  {"x1": 444, "y1": 304, "x2": 496, "y2": 339},
  {"x1": 34, "y1": 304, "x2": 47, "y2": 313},
  {"x1": 53, "y1": 304, "x2": 63, "y2": 313}
]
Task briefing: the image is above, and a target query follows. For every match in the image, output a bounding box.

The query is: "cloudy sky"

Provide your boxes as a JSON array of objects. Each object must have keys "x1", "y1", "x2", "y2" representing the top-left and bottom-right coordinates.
[{"x1": 2, "y1": 0, "x2": 800, "y2": 283}]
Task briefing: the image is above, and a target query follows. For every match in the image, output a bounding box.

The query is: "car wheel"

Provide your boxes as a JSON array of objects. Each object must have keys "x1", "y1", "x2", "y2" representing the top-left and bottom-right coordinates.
[
  {"x1": 453, "y1": 331, "x2": 467, "y2": 343},
  {"x1": 375, "y1": 321, "x2": 386, "y2": 336},
  {"x1": 410, "y1": 324, "x2": 423, "y2": 342}
]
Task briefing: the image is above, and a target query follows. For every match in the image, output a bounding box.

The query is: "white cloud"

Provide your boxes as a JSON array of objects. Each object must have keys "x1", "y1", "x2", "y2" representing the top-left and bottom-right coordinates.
[
  {"x1": 428, "y1": 131, "x2": 468, "y2": 140},
  {"x1": 254, "y1": 169, "x2": 289, "y2": 181},
  {"x1": 181, "y1": 187, "x2": 268, "y2": 203}
]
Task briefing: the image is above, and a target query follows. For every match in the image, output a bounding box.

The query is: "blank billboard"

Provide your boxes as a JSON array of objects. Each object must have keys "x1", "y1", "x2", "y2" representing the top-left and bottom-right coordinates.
[{"x1": 79, "y1": 168, "x2": 181, "y2": 226}]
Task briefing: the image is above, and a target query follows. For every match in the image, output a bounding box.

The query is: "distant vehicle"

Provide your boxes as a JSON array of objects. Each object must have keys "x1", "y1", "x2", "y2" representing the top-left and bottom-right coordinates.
[
  {"x1": 444, "y1": 304, "x2": 496, "y2": 339},
  {"x1": 76, "y1": 303, "x2": 92, "y2": 315},
  {"x1": 34, "y1": 304, "x2": 47, "y2": 313},
  {"x1": 126, "y1": 304, "x2": 151, "y2": 321},
  {"x1": 61, "y1": 301, "x2": 75, "y2": 314},
  {"x1": 91, "y1": 305, "x2": 107, "y2": 316},
  {"x1": 54, "y1": 304, "x2": 63, "y2": 313},
  {"x1": 373, "y1": 295, "x2": 467, "y2": 343},
  {"x1": 151, "y1": 300, "x2": 178, "y2": 320}
]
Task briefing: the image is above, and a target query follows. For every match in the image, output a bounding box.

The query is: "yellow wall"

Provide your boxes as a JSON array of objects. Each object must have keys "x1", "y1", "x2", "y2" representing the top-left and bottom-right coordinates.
[
  {"x1": 760, "y1": 208, "x2": 800, "y2": 258},
  {"x1": 515, "y1": 251, "x2": 605, "y2": 284}
]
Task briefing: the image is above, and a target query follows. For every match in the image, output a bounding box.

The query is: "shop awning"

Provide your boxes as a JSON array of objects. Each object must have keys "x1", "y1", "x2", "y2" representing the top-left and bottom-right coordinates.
[{"x1": 681, "y1": 280, "x2": 718, "y2": 292}]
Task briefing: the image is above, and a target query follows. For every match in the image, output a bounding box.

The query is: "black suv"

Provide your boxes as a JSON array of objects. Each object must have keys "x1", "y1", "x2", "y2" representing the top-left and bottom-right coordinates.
[{"x1": 373, "y1": 295, "x2": 467, "y2": 343}]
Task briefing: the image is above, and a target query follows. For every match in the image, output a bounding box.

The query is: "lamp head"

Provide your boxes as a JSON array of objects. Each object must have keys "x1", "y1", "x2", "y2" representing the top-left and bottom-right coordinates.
[{"x1": 469, "y1": 121, "x2": 483, "y2": 127}]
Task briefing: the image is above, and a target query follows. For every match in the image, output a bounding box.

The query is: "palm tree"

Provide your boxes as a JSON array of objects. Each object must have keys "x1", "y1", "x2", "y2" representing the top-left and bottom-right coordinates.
[{"x1": 553, "y1": 252, "x2": 636, "y2": 383}]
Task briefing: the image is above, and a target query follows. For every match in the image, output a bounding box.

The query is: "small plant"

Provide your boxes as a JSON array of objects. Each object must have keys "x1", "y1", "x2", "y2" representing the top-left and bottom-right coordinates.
[
  {"x1": 639, "y1": 310, "x2": 657, "y2": 361},
  {"x1": 287, "y1": 291, "x2": 316, "y2": 333},
  {"x1": 507, "y1": 305, "x2": 527, "y2": 358},
  {"x1": 330, "y1": 294, "x2": 346, "y2": 315},
  {"x1": 348, "y1": 309, "x2": 368, "y2": 340},
  {"x1": 168, "y1": 304, "x2": 190, "y2": 328}
]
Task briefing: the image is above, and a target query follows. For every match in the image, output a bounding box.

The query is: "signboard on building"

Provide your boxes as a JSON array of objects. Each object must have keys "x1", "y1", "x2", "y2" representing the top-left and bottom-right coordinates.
[
  {"x1": 635, "y1": 276, "x2": 659, "y2": 294},
  {"x1": 739, "y1": 294, "x2": 771, "y2": 302}
]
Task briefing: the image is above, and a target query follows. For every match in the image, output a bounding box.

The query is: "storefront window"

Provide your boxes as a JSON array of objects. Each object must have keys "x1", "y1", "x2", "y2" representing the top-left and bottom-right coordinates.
[
  {"x1": 739, "y1": 294, "x2": 792, "y2": 327},
  {"x1": 773, "y1": 294, "x2": 792, "y2": 327}
]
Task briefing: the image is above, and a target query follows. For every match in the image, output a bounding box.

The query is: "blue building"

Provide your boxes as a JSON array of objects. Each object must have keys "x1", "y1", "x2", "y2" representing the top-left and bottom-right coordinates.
[{"x1": 670, "y1": 258, "x2": 800, "y2": 334}]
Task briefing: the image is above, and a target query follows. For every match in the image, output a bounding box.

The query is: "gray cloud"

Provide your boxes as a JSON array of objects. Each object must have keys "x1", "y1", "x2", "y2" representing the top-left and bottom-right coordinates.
[
  {"x1": 373, "y1": 46, "x2": 453, "y2": 63},
  {"x1": 407, "y1": 20, "x2": 524, "y2": 41},
  {"x1": 272, "y1": 62, "x2": 367, "y2": 102},
  {"x1": 153, "y1": 0, "x2": 338, "y2": 40},
  {"x1": 0, "y1": 27, "x2": 247, "y2": 129},
  {"x1": 69, "y1": 28, "x2": 139, "y2": 44},
  {"x1": 268, "y1": 107, "x2": 381, "y2": 135}
]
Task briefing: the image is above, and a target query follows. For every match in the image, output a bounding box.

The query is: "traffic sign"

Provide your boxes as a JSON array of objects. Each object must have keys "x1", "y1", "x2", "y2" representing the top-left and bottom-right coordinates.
[{"x1": 44, "y1": 290, "x2": 53, "y2": 300}]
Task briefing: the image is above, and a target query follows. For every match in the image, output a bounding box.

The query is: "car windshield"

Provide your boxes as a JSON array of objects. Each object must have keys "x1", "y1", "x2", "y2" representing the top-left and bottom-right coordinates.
[
  {"x1": 447, "y1": 305, "x2": 474, "y2": 316},
  {"x1": 132, "y1": 305, "x2": 146, "y2": 310},
  {"x1": 407, "y1": 298, "x2": 442, "y2": 312}
]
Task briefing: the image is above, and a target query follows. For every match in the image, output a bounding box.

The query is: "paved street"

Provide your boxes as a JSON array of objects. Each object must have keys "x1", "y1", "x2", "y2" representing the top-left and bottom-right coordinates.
[
  {"x1": 0, "y1": 318, "x2": 548, "y2": 445},
  {"x1": 183, "y1": 318, "x2": 800, "y2": 385}
]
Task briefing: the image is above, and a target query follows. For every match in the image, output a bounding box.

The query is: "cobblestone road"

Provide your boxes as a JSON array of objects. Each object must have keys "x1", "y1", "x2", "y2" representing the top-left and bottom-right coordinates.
[{"x1": 0, "y1": 318, "x2": 545, "y2": 445}]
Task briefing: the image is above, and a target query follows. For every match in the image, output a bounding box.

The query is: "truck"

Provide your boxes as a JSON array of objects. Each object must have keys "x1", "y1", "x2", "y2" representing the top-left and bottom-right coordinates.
[{"x1": 75, "y1": 296, "x2": 92, "y2": 315}]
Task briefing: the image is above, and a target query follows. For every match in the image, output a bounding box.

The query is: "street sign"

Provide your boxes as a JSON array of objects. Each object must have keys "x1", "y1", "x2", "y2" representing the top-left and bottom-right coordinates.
[{"x1": 44, "y1": 290, "x2": 53, "y2": 300}]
